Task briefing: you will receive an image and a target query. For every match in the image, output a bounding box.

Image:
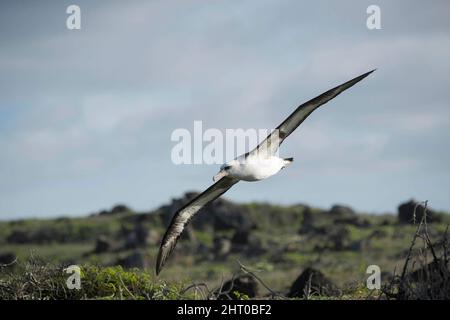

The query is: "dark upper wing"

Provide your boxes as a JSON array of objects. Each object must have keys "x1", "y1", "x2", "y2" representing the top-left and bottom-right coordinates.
[
  {"x1": 156, "y1": 177, "x2": 239, "y2": 275},
  {"x1": 250, "y1": 69, "x2": 376, "y2": 157}
]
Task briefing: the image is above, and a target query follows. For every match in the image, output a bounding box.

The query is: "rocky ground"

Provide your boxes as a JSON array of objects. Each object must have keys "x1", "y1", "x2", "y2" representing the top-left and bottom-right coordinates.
[{"x1": 0, "y1": 196, "x2": 449, "y2": 299}]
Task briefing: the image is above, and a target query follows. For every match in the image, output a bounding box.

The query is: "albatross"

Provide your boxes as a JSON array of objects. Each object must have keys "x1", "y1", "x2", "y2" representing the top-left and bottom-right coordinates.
[{"x1": 156, "y1": 69, "x2": 375, "y2": 275}]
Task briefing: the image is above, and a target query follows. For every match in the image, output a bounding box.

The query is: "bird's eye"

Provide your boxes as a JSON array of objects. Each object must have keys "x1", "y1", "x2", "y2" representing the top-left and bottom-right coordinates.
[{"x1": 223, "y1": 165, "x2": 231, "y2": 171}]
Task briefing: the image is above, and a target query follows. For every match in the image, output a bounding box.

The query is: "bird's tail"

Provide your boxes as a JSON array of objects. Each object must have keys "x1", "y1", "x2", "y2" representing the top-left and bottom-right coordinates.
[{"x1": 283, "y1": 158, "x2": 294, "y2": 168}]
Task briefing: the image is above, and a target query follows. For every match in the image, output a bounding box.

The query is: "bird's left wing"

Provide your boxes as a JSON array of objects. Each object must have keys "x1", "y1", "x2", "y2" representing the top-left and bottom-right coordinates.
[
  {"x1": 249, "y1": 69, "x2": 375, "y2": 157},
  {"x1": 156, "y1": 176, "x2": 239, "y2": 275}
]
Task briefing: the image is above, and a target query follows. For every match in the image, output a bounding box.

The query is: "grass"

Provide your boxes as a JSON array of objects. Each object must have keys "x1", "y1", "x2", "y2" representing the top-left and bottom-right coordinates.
[
  {"x1": 1, "y1": 243, "x2": 92, "y2": 263},
  {"x1": 1, "y1": 200, "x2": 449, "y2": 300},
  {"x1": 0, "y1": 259, "x2": 188, "y2": 300}
]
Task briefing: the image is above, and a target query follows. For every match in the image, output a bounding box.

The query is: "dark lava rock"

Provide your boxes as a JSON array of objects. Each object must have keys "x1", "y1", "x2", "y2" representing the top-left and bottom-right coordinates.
[
  {"x1": 115, "y1": 251, "x2": 148, "y2": 269},
  {"x1": 329, "y1": 205, "x2": 356, "y2": 217},
  {"x1": 94, "y1": 236, "x2": 112, "y2": 253},
  {"x1": 380, "y1": 218, "x2": 393, "y2": 226},
  {"x1": 0, "y1": 252, "x2": 16, "y2": 265},
  {"x1": 111, "y1": 204, "x2": 130, "y2": 214},
  {"x1": 216, "y1": 275, "x2": 259, "y2": 299},
  {"x1": 196, "y1": 242, "x2": 212, "y2": 258},
  {"x1": 368, "y1": 229, "x2": 388, "y2": 239},
  {"x1": 398, "y1": 199, "x2": 439, "y2": 224},
  {"x1": 98, "y1": 204, "x2": 131, "y2": 216},
  {"x1": 160, "y1": 192, "x2": 254, "y2": 231},
  {"x1": 334, "y1": 216, "x2": 372, "y2": 228},
  {"x1": 298, "y1": 207, "x2": 321, "y2": 235},
  {"x1": 288, "y1": 267, "x2": 339, "y2": 298},
  {"x1": 328, "y1": 204, "x2": 370, "y2": 227},
  {"x1": 231, "y1": 229, "x2": 250, "y2": 246},
  {"x1": 124, "y1": 224, "x2": 151, "y2": 249},
  {"x1": 408, "y1": 260, "x2": 449, "y2": 282},
  {"x1": 328, "y1": 226, "x2": 350, "y2": 251},
  {"x1": 230, "y1": 229, "x2": 265, "y2": 256},
  {"x1": 6, "y1": 230, "x2": 30, "y2": 244}
]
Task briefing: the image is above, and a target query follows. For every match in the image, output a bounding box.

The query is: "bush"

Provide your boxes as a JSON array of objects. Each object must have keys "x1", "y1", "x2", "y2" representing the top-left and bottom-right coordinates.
[
  {"x1": 0, "y1": 259, "x2": 187, "y2": 300},
  {"x1": 382, "y1": 204, "x2": 450, "y2": 300}
]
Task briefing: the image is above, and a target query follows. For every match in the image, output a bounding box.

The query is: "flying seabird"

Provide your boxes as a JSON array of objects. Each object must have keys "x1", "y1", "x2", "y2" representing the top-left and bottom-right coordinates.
[{"x1": 156, "y1": 69, "x2": 375, "y2": 275}]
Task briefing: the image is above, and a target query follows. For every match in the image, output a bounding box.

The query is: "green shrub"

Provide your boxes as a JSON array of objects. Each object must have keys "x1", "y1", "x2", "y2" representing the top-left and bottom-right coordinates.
[{"x1": 0, "y1": 259, "x2": 188, "y2": 300}]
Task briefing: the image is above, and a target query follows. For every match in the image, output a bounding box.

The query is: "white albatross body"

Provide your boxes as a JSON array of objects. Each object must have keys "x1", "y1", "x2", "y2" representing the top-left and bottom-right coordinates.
[
  {"x1": 215, "y1": 155, "x2": 292, "y2": 182},
  {"x1": 155, "y1": 69, "x2": 376, "y2": 275}
]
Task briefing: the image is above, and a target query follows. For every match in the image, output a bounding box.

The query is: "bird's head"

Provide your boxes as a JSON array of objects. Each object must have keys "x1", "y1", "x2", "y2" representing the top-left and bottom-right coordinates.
[{"x1": 213, "y1": 161, "x2": 235, "y2": 182}]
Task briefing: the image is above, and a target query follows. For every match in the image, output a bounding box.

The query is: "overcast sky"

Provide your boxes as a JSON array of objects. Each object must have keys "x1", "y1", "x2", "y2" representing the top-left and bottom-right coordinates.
[{"x1": 1, "y1": 0, "x2": 449, "y2": 219}]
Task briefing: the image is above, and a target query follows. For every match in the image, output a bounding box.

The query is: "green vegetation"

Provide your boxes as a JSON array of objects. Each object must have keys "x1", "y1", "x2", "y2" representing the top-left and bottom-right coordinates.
[
  {"x1": 0, "y1": 199, "x2": 449, "y2": 299},
  {"x1": 0, "y1": 260, "x2": 188, "y2": 300}
]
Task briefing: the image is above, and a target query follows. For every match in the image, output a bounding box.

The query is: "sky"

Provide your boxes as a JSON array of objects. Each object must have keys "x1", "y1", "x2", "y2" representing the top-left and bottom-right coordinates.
[{"x1": 0, "y1": 0, "x2": 449, "y2": 219}]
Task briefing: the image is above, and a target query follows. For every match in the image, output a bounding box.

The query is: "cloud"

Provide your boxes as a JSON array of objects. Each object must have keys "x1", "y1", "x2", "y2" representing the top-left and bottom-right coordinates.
[
  {"x1": 362, "y1": 111, "x2": 449, "y2": 134},
  {"x1": 1, "y1": 0, "x2": 450, "y2": 218}
]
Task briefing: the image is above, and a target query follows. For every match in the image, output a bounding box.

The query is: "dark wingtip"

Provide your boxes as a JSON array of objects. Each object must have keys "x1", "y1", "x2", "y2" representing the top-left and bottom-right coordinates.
[
  {"x1": 155, "y1": 247, "x2": 163, "y2": 276},
  {"x1": 367, "y1": 68, "x2": 377, "y2": 75},
  {"x1": 356, "y1": 68, "x2": 377, "y2": 81},
  {"x1": 336, "y1": 68, "x2": 376, "y2": 93},
  {"x1": 360, "y1": 68, "x2": 377, "y2": 78}
]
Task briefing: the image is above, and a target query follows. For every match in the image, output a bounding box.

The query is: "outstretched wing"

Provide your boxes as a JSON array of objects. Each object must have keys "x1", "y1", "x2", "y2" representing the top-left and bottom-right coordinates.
[
  {"x1": 250, "y1": 69, "x2": 376, "y2": 157},
  {"x1": 156, "y1": 177, "x2": 239, "y2": 275}
]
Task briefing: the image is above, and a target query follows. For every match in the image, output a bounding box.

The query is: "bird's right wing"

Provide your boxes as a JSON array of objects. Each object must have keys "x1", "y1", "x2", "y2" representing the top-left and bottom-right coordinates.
[
  {"x1": 156, "y1": 176, "x2": 239, "y2": 275},
  {"x1": 249, "y1": 69, "x2": 376, "y2": 157}
]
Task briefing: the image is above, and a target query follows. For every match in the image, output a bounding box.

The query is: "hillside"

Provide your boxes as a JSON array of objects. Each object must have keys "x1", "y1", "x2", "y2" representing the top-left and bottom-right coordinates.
[{"x1": 1, "y1": 195, "x2": 449, "y2": 299}]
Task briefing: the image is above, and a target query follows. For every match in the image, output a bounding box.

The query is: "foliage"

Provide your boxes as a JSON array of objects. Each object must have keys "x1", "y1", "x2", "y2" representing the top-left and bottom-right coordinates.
[
  {"x1": 0, "y1": 259, "x2": 187, "y2": 300},
  {"x1": 0, "y1": 199, "x2": 449, "y2": 300}
]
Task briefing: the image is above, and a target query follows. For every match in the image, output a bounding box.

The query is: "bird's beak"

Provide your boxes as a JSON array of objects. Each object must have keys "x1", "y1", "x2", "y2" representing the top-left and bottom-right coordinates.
[{"x1": 213, "y1": 170, "x2": 228, "y2": 182}]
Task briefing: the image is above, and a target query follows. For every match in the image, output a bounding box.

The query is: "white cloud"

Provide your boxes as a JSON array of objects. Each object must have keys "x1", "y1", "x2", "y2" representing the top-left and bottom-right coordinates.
[
  {"x1": 304, "y1": 34, "x2": 450, "y2": 84},
  {"x1": 362, "y1": 111, "x2": 449, "y2": 134},
  {"x1": 82, "y1": 94, "x2": 162, "y2": 132},
  {"x1": 1, "y1": 1, "x2": 450, "y2": 218}
]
